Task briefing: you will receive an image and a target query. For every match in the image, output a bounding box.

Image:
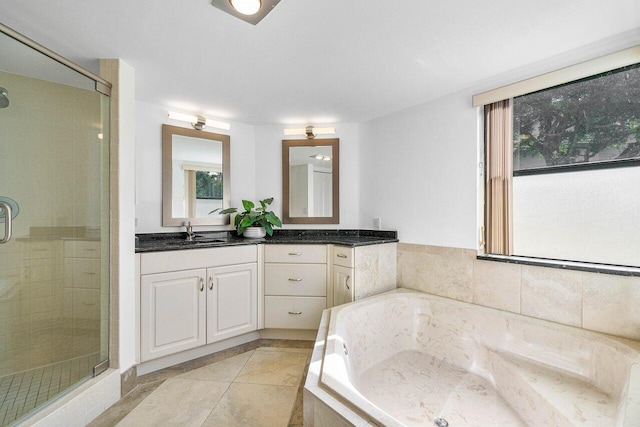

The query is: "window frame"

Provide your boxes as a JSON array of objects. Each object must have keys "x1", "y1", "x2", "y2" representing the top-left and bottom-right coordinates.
[{"x1": 477, "y1": 46, "x2": 640, "y2": 274}]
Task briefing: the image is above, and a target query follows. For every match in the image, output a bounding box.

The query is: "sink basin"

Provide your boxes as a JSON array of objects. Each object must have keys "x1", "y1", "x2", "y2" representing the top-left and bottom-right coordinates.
[
  {"x1": 169, "y1": 238, "x2": 227, "y2": 246},
  {"x1": 193, "y1": 238, "x2": 228, "y2": 244},
  {"x1": 175, "y1": 237, "x2": 227, "y2": 246}
]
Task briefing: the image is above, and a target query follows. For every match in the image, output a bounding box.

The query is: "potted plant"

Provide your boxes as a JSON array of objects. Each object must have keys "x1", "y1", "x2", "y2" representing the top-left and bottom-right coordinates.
[{"x1": 216, "y1": 198, "x2": 282, "y2": 238}]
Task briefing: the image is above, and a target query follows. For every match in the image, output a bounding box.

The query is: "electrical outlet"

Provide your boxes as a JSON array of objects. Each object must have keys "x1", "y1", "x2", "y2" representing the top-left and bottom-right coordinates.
[{"x1": 373, "y1": 217, "x2": 382, "y2": 230}]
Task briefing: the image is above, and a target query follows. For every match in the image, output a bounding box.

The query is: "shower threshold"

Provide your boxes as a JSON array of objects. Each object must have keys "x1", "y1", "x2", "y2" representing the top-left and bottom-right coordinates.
[{"x1": 0, "y1": 352, "x2": 100, "y2": 426}]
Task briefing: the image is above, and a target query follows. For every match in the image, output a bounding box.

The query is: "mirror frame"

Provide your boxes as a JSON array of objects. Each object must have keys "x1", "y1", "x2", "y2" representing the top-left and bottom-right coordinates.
[
  {"x1": 162, "y1": 124, "x2": 231, "y2": 226},
  {"x1": 282, "y1": 138, "x2": 340, "y2": 224}
]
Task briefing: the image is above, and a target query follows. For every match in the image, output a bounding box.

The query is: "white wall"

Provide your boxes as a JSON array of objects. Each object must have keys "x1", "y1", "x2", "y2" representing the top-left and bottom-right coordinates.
[
  {"x1": 135, "y1": 101, "x2": 256, "y2": 233},
  {"x1": 254, "y1": 124, "x2": 361, "y2": 229},
  {"x1": 358, "y1": 91, "x2": 480, "y2": 248}
]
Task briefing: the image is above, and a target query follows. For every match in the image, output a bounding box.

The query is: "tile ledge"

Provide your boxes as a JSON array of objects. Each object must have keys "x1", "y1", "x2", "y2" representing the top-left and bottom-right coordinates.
[{"x1": 477, "y1": 254, "x2": 640, "y2": 277}]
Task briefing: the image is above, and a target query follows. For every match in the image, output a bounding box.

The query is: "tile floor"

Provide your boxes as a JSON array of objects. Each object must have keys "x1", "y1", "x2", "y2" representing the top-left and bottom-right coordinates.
[
  {"x1": 90, "y1": 340, "x2": 313, "y2": 427},
  {"x1": 0, "y1": 353, "x2": 100, "y2": 426}
]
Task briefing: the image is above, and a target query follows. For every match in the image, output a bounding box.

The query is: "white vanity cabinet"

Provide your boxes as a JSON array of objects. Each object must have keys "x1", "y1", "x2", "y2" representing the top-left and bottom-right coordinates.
[
  {"x1": 206, "y1": 263, "x2": 257, "y2": 343},
  {"x1": 264, "y1": 245, "x2": 328, "y2": 330},
  {"x1": 141, "y1": 269, "x2": 207, "y2": 360},
  {"x1": 331, "y1": 243, "x2": 397, "y2": 307},
  {"x1": 140, "y1": 246, "x2": 257, "y2": 362}
]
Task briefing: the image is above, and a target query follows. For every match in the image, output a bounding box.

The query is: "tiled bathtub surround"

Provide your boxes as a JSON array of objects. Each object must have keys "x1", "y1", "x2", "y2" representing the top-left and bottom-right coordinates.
[
  {"x1": 313, "y1": 290, "x2": 640, "y2": 426},
  {"x1": 397, "y1": 243, "x2": 640, "y2": 341}
]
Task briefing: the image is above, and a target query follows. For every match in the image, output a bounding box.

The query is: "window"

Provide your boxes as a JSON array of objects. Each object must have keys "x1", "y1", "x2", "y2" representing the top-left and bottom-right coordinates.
[
  {"x1": 195, "y1": 170, "x2": 223, "y2": 200},
  {"x1": 481, "y1": 54, "x2": 640, "y2": 268},
  {"x1": 513, "y1": 64, "x2": 640, "y2": 172}
]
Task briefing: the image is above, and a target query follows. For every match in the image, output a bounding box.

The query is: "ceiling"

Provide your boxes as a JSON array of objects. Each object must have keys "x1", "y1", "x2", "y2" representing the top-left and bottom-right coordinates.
[{"x1": 0, "y1": 0, "x2": 638, "y2": 126}]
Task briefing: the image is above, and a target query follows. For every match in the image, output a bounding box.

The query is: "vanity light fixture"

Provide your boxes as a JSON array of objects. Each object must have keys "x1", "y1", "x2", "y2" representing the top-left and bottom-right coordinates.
[
  {"x1": 284, "y1": 126, "x2": 336, "y2": 139},
  {"x1": 168, "y1": 111, "x2": 231, "y2": 131},
  {"x1": 211, "y1": 0, "x2": 281, "y2": 25},
  {"x1": 311, "y1": 154, "x2": 331, "y2": 161}
]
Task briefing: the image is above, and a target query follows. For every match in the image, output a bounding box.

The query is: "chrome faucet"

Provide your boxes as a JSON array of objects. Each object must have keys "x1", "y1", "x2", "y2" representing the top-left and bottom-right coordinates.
[{"x1": 185, "y1": 221, "x2": 196, "y2": 241}]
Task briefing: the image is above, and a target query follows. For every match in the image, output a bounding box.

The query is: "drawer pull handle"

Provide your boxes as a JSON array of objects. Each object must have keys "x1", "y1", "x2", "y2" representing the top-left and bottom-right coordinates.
[
  {"x1": 288, "y1": 311, "x2": 303, "y2": 315},
  {"x1": 208, "y1": 276, "x2": 213, "y2": 290},
  {"x1": 288, "y1": 252, "x2": 302, "y2": 256},
  {"x1": 337, "y1": 254, "x2": 347, "y2": 259},
  {"x1": 199, "y1": 277, "x2": 204, "y2": 292},
  {"x1": 288, "y1": 278, "x2": 303, "y2": 282},
  {"x1": 346, "y1": 275, "x2": 350, "y2": 290}
]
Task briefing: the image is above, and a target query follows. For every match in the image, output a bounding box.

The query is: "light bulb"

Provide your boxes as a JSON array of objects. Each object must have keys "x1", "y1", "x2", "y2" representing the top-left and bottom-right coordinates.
[{"x1": 230, "y1": 0, "x2": 261, "y2": 15}]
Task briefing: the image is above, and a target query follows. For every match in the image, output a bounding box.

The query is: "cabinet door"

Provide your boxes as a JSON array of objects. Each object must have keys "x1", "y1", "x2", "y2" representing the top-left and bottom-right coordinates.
[
  {"x1": 141, "y1": 269, "x2": 207, "y2": 361},
  {"x1": 207, "y1": 263, "x2": 257, "y2": 343},
  {"x1": 333, "y1": 265, "x2": 354, "y2": 306}
]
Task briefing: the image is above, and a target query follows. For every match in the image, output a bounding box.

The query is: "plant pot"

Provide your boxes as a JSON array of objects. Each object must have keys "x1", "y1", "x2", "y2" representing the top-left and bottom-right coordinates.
[{"x1": 243, "y1": 226, "x2": 266, "y2": 239}]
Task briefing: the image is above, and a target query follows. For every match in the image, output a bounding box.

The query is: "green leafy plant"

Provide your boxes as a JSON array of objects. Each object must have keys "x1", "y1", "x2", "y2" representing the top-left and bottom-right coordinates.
[{"x1": 215, "y1": 198, "x2": 282, "y2": 236}]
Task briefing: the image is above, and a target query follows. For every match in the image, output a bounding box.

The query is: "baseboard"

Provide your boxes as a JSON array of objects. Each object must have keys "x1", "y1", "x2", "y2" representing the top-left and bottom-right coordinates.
[
  {"x1": 137, "y1": 331, "x2": 261, "y2": 375},
  {"x1": 260, "y1": 328, "x2": 318, "y2": 341}
]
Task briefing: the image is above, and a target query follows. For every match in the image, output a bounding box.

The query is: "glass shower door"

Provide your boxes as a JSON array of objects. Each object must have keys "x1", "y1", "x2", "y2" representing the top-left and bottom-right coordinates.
[{"x1": 0, "y1": 28, "x2": 110, "y2": 426}]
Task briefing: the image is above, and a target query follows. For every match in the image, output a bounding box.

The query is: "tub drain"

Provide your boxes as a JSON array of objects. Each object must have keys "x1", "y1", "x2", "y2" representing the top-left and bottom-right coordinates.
[{"x1": 434, "y1": 418, "x2": 448, "y2": 427}]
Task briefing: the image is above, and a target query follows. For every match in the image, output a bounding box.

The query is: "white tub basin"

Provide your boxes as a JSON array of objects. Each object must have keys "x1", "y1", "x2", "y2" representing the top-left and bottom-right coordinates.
[{"x1": 313, "y1": 289, "x2": 640, "y2": 427}]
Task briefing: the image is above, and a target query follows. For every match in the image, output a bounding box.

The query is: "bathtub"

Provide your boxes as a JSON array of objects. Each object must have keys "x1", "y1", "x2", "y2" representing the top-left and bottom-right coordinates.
[{"x1": 304, "y1": 289, "x2": 640, "y2": 427}]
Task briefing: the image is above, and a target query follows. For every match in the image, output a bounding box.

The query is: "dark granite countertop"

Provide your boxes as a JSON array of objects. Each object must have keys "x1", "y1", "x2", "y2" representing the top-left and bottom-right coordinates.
[{"x1": 135, "y1": 229, "x2": 398, "y2": 253}]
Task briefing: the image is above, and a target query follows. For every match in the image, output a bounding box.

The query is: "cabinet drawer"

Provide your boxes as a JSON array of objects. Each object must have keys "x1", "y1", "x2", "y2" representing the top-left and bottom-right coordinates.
[
  {"x1": 333, "y1": 246, "x2": 354, "y2": 268},
  {"x1": 141, "y1": 245, "x2": 257, "y2": 274},
  {"x1": 264, "y1": 296, "x2": 326, "y2": 330},
  {"x1": 64, "y1": 240, "x2": 101, "y2": 259},
  {"x1": 265, "y1": 245, "x2": 326, "y2": 264},
  {"x1": 265, "y1": 264, "x2": 326, "y2": 296}
]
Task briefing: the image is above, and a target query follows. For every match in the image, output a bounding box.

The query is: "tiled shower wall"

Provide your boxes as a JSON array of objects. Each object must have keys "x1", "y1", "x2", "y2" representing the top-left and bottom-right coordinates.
[
  {"x1": 0, "y1": 70, "x2": 105, "y2": 376},
  {"x1": 397, "y1": 243, "x2": 640, "y2": 341}
]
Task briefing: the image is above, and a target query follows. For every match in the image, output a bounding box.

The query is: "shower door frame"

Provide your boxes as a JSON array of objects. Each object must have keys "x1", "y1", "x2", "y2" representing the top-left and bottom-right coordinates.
[{"x1": 0, "y1": 24, "x2": 111, "y2": 97}]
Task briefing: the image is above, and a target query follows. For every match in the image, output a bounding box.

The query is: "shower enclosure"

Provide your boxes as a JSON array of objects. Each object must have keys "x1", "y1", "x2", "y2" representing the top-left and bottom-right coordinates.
[{"x1": 0, "y1": 25, "x2": 110, "y2": 425}]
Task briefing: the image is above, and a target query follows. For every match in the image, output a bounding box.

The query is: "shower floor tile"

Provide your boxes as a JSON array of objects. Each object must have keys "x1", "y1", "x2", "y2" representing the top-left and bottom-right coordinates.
[{"x1": 0, "y1": 352, "x2": 100, "y2": 426}]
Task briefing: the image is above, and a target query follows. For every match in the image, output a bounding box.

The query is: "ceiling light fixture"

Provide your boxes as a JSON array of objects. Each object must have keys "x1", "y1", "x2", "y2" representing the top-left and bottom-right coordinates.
[
  {"x1": 230, "y1": 0, "x2": 261, "y2": 15},
  {"x1": 211, "y1": 0, "x2": 280, "y2": 25},
  {"x1": 168, "y1": 111, "x2": 231, "y2": 131},
  {"x1": 284, "y1": 126, "x2": 336, "y2": 139}
]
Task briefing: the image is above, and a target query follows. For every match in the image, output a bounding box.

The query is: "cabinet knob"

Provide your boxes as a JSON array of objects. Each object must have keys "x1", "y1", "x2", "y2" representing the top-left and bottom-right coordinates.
[
  {"x1": 288, "y1": 311, "x2": 302, "y2": 315},
  {"x1": 199, "y1": 277, "x2": 204, "y2": 292},
  {"x1": 288, "y1": 278, "x2": 303, "y2": 282},
  {"x1": 288, "y1": 252, "x2": 302, "y2": 256},
  {"x1": 208, "y1": 276, "x2": 213, "y2": 290},
  {"x1": 337, "y1": 254, "x2": 347, "y2": 259}
]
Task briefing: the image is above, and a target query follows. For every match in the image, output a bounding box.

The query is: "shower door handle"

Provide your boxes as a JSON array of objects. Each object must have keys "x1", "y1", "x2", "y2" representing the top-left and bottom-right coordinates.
[{"x1": 0, "y1": 202, "x2": 12, "y2": 244}]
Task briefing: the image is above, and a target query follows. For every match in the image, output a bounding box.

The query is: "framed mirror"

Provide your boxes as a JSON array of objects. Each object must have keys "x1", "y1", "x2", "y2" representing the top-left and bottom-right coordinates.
[
  {"x1": 162, "y1": 124, "x2": 231, "y2": 226},
  {"x1": 282, "y1": 138, "x2": 339, "y2": 224}
]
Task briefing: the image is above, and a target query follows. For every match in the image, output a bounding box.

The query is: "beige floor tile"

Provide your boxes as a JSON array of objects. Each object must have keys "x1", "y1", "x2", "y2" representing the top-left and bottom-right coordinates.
[
  {"x1": 177, "y1": 350, "x2": 253, "y2": 382},
  {"x1": 88, "y1": 381, "x2": 162, "y2": 427},
  {"x1": 235, "y1": 349, "x2": 308, "y2": 386},
  {"x1": 116, "y1": 378, "x2": 230, "y2": 427},
  {"x1": 202, "y1": 383, "x2": 297, "y2": 427}
]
